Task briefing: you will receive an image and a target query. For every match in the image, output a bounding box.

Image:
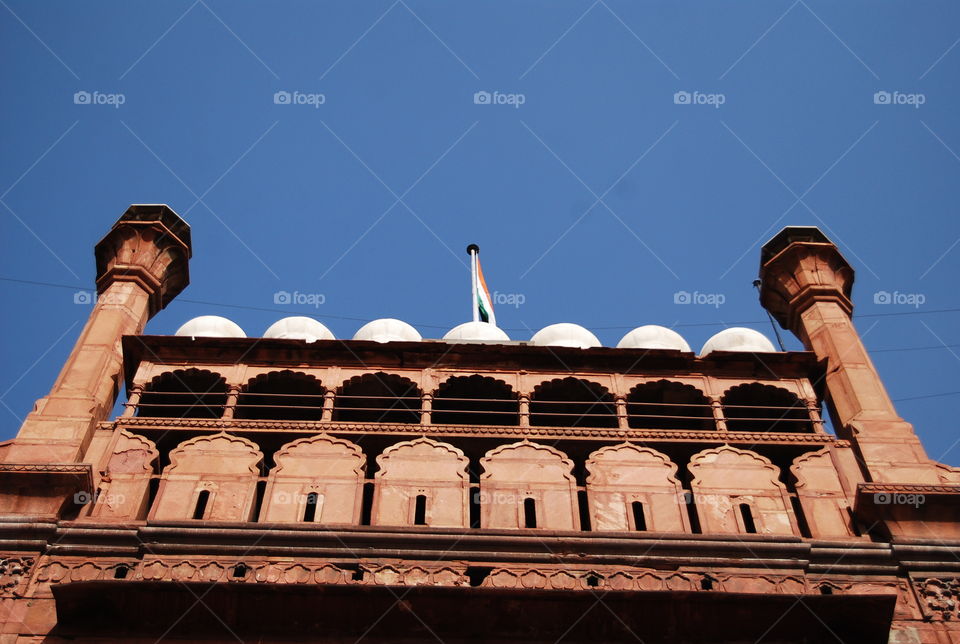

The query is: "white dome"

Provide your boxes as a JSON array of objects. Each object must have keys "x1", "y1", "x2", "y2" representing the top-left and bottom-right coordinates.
[
  {"x1": 617, "y1": 325, "x2": 691, "y2": 352},
  {"x1": 353, "y1": 318, "x2": 422, "y2": 343},
  {"x1": 175, "y1": 315, "x2": 246, "y2": 338},
  {"x1": 443, "y1": 321, "x2": 511, "y2": 342},
  {"x1": 530, "y1": 323, "x2": 601, "y2": 349},
  {"x1": 264, "y1": 316, "x2": 335, "y2": 342},
  {"x1": 700, "y1": 327, "x2": 777, "y2": 356}
]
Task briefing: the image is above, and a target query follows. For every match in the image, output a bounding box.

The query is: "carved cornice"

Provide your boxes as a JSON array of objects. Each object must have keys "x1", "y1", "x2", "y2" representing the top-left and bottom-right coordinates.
[{"x1": 111, "y1": 418, "x2": 842, "y2": 446}]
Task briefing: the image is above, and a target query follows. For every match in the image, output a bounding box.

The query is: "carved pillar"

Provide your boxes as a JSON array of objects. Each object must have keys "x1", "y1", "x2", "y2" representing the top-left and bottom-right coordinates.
[
  {"x1": 806, "y1": 399, "x2": 825, "y2": 434},
  {"x1": 222, "y1": 385, "x2": 241, "y2": 420},
  {"x1": 710, "y1": 398, "x2": 727, "y2": 432},
  {"x1": 518, "y1": 395, "x2": 530, "y2": 427},
  {"x1": 615, "y1": 395, "x2": 629, "y2": 430},
  {"x1": 420, "y1": 393, "x2": 432, "y2": 426},
  {"x1": 321, "y1": 390, "x2": 335, "y2": 422},
  {"x1": 5, "y1": 205, "x2": 191, "y2": 467},
  {"x1": 758, "y1": 227, "x2": 938, "y2": 483},
  {"x1": 122, "y1": 385, "x2": 143, "y2": 418}
]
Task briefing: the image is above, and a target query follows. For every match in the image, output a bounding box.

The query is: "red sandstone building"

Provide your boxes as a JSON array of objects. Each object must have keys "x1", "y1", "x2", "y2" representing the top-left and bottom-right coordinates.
[{"x1": 1, "y1": 205, "x2": 958, "y2": 642}]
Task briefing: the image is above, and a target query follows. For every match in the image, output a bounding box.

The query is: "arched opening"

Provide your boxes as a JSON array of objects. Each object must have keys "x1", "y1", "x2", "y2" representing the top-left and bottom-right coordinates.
[
  {"x1": 432, "y1": 375, "x2": 519, "y2": 425},
  {"x1": 303, "y1": 492, "x2": 319, "y2": 522},
  {"x1": 137, "y1": 369, "x2": 227, "y2": 418},
  {"x1": 738, "y1": 503, "x2": 757, "y2": 534},
  {"x1": 333, "y1": 373, "x2": 422, "y2": 424},
  {"x1": 523, "y1": 498, "x2": 538, "y2": 528},
  {"x1": 192, "y1": 490, "x2": 210, "y2": 520},
  {"x1": 413, "y1": 494, "x2": 428, "y2": 526},
  {"x1": 236, "y1": 371, "x2": 325, "y2": 421},
  {"x1": 631, "y1": 501, "x2": 647, "y2": 531},
  {"x1": 627, "y1": 380, "x2": 714, "y2": 430},
  {"x1": 530, "y1": 378, "x2": 617, "y2": 428},
  {"x1": 722, "y1": 384, "x2": 812, "y2": 433}
]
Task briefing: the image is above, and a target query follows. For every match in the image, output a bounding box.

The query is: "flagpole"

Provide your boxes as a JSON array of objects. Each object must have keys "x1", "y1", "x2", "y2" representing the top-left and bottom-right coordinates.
[{"x1": 467, "y1": 244, "x2": 479, "y2": 323}]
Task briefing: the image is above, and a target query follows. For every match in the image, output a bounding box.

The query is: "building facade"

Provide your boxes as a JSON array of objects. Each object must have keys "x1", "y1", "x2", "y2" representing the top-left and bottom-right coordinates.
[{"x1": 0, "y1": 205, "x2": 958, "y2": 642}]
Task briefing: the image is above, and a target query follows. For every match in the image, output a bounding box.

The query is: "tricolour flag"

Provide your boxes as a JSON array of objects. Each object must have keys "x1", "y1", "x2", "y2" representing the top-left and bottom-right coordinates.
[{"x1": 468, "y1": 245, "x2": 496, "y2": 326}]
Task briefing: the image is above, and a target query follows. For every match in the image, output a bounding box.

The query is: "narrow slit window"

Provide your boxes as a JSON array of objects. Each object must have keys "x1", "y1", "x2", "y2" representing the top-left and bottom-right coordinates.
[
  {"x1": 413, "y1": 494, "x2": 427, "y2": 526},
  {"x1": 739, "y1": 503, "x2": 757, "y2": 534},
  {"x1": 631, "y1": 501, "x2": 647, "y2": 531},
  {"x1": 303, "y1": 492, "x2": 319, "y2": 522},
  {"x1": 523, "y1": 497, "x2": 537, "y2": 529},
  {"x1": 193, "y1": 490, "x2": 210, "y2": 520}
]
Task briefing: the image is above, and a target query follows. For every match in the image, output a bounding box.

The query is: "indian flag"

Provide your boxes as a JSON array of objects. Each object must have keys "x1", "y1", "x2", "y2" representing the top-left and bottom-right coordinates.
[{"x1": 468, "y1": 245, "x2": 496, "y2": 326}]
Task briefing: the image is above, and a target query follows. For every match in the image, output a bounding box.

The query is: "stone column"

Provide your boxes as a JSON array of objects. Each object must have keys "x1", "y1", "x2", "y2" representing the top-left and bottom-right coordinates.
[
  {"x1": 4, "y1": 205, "x2": 191, "y2": 465},
  {"x1": 758, "y1": 227, "x2": 937, "y2": 483}
]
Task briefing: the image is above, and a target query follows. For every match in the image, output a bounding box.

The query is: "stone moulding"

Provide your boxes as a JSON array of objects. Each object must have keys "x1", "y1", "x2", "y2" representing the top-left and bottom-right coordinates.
[
  {"x1": 25, "y1": 555, "x2": 910, "y2": 603},
  {"x1": 109, "y1": 418, "x2": 841, "y2": 445}
]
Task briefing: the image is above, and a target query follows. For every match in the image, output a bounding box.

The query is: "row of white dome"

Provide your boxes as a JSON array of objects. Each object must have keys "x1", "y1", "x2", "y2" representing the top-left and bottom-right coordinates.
[{"x1": 174, "y1": 315, "x2": 777, "y2": 356}]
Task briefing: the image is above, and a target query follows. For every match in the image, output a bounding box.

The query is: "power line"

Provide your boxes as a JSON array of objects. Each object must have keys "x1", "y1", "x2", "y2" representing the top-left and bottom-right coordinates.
[
  {"x1": 2, "y1": 275, "x2": 959, "y2": 339},
  {"x1": 893, "y1": 391, "x2": 960, "y2": 402}
]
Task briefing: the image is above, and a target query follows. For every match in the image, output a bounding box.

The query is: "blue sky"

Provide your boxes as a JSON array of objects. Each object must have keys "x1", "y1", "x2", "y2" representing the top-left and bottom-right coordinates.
[{"x1": 1, "y1": 1, "x2": 959, "y2": 464}]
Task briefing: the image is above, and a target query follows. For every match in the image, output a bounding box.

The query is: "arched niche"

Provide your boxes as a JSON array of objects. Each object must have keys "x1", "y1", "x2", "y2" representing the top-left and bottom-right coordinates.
[
  {"x1": 626, "y1": 380, "x2": 714, "y2": 431},
  {"x1": 137, "y1": 368, "x2": 227, "y2": 419},
  {"x1": 721, "y1": 383, "x2": 812, "y2": 433},
  {"x1": 585, "y1": 443, "x2": 688, "y2": 533},
  {"x1": 688, "y1": 445, "x2": 796, "y2": 536},
  {"x1": 90, "y1": 430, "x2": 158, "y2": 521},
  {"x1": 529, "y1": 378, "x2": 617, "y2": 428},
  {"x1": 790, "y1": 448, "x2": 855, "y2": 538},
  {"x1": 236, "y1": 370, "x2": 325, "y2": 421},
  {"x1": 479, "y1": 440, "x2": 578, "y2": 530},
  {"x1": 333, "y1": 372, "x2": 422, "y2": 424},
  {"x1": 150, "y1": 432, "x2": 262, "y2": 522},
  {"x1": 372, "y1": 437, "x2": 470, "y2": 528},
  {"x1": 260, "y1": 434, "x2": 365, "y2": 524},
  {"x1": 432, "y1": 375, "x2": 519, "y2": 426}
]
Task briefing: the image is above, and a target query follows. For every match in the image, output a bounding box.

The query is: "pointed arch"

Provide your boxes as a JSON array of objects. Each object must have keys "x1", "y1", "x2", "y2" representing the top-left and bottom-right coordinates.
[
  {"x1": 688, "y1": 445, "x2": 795, "y2": 536},
  {"x1": 626, "y1": 380, "x2": 713, "y2": 430},
  {"x1": 373, "y1": 437, "x2": 470, "y2": 528},
  {"x1": 261, "y1": 434, "x2": 365, "y2": 524},
  {"x1": 151, "y1": 432, "x2": 263, "y2": 522},
  {"x1": 585, "y1": 443, "x2": 687, "y2": 532},
  {"x1": 334, "y1": 372, "x2": 422, "y2": 424},
  {"x1": 721, "y1": 383, "x2": 812, "y2": 432},
  {"x1": 236, "y1": 370, "x2": 325, "y2": 421},
  {"x1": 530, "y1": 378, "x2": 616, "y2": 428},
  {"x1": 432, "y1": 375, "x2": 519, "y2": 426},
  {"x1": 137, "y1": 368, "x2": 227, "y2": 418},
  {"x1": 479, "y1": 440, "x2": 578, "y2": 530}
]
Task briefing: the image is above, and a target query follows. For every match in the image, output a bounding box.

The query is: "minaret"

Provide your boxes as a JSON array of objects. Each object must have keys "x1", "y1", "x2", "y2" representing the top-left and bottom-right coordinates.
[
  {"x1": 758, "y1": 227, "x2": 940, "y2": 484},
  {"x1": 3, "y1": 205, "x2": 191, "y2": 466}
]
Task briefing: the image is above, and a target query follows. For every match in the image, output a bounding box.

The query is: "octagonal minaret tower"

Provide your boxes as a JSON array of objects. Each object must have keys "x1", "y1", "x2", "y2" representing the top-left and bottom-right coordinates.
[
  {"x1": 1, "y1": 205, "x2": 190, "y2": 496},
  {"x1": 758, "y1": 227, "x2": 938, "y2": 484}
]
